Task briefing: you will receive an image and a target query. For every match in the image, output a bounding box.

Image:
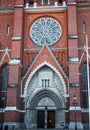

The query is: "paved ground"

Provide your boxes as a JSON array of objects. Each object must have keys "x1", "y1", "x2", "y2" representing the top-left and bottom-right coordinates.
[
  {"x1": 14, "y1": 127, "x2": 89, "y2": 130},
  {"x1": 14, "y1": 126, "x2": 89, "y2": 130}
]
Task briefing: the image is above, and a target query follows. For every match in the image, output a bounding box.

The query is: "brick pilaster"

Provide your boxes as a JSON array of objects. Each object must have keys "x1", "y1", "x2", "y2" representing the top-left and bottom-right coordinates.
[
  {"x1": 67, "y1": 0, "x2": 82, "y2": 128},
  {"x1": 5, "y1": 0, "x2": 24, "y2": 123}
]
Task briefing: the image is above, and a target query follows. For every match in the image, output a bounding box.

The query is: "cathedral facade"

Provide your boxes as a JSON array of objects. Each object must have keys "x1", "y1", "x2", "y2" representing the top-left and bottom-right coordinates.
[{"x1": 0, "y1": 0, "x2": 89, "y2": 130}]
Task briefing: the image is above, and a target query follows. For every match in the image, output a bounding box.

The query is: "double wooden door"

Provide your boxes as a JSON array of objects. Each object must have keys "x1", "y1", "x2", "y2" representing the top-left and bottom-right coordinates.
[{"x1": 37, "y1": 110, "x2": 55, "y2": 128}]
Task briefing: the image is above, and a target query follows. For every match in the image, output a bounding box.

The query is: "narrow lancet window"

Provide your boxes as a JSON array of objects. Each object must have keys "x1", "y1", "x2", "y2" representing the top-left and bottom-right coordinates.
[
  {"x1": 81, "y1": 64, "x2": 89, "y2": 108},
  {"x1": 7, "y1": 25, "x2": 10, "y2": 35},
  {"x1": 82, "y1": 22, "x2": 86, "y2": 33}
]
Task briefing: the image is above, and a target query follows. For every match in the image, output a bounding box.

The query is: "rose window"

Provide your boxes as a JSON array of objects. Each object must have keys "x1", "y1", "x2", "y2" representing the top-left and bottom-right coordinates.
[{"x1": 30, "y1": 17, "x2": 62, "y2": 46}]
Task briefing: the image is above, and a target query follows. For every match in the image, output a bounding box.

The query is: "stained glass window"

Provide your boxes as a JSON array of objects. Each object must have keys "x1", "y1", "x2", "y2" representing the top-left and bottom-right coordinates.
[
  {"x1": 81, "y1": 64, "x2": 89, "y2": 108},
  {"x1": 30, "y1": 17, "x2": 62, "y2": 46}
]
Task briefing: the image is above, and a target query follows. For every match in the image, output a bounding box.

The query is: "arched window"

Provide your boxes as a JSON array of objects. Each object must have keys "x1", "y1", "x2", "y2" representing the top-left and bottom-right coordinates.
[
  {"x1": 0, "y1": 66, "x2": 9, "y2": 108},
  {"x1": 81, "y1": 64, "x2": 89, "y2": 108}
]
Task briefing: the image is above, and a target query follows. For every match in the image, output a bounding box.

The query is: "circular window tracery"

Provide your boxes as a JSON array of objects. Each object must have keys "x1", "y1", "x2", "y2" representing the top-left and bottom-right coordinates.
[{"x1": 30, "y1": 17, "x2": 62, "y2": 46}]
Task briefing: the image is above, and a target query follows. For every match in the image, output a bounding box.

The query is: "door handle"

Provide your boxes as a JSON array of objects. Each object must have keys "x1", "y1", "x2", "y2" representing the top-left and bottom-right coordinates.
[{"x1": 49, "y1": 120, "x2": 52, "y2": 123}]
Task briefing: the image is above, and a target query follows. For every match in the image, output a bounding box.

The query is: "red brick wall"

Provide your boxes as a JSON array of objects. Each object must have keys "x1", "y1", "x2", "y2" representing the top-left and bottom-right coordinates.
[
  {"x1": 67, "y1": 5, "x2": 77, "y2": 35},
  {"x1": 77, "y1": 10, "x2": 90, "y2": 64},
  {"x1": 0, "y1": 0, "x2": 14, "y2": 5},
  {"x1": 14, "y1": 0, "x2": 24, "y2": 4},
  {"x1": 6, "y1": 88, "x2": 17, "y2": 106},
  {"x1": 68, "y1": 39, "x2": 78, "y2": 57},
  {"x1": 0, "y1": 13, "x2": 14, "y2": 49},
  {"x1": 11, "y1": 40, "x2": 22, "y2": 58},
  {"x1": 8, "y1": 65, "x2": 20, "y2": 84},
  {"x1": 23, "y1": 10, "x2": 68, "y2": 72},
  {"x1": 13, "y1": 8, "x2": 24, "y2": 37},
  {"x1": 69, "y1": 64, "x2": 79, "y2": 83},
  {"x1": 5, "y1": 111, "x2": 22, "y2": 122}
]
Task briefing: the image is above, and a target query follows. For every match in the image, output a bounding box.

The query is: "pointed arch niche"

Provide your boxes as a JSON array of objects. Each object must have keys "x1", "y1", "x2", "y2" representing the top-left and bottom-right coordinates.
[{"x1": 24, "y1": 62, "x2": 67, "y2": 128}]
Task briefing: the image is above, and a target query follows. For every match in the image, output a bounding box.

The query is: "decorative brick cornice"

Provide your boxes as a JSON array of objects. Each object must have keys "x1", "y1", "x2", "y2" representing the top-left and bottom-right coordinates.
[
  {"x1": 67, "y1": 2, "x2": 76, "y2": 5},
  {"x1": 4, "y1": 106, "x2": 25, "y2": 113},
  {"x1": 9, "y1": 58, "x2": 20, "y2": 65},
  {"x1": 77, "y1": 5, "x2": 90, "y2": 10},
  {"x1": 24, "y1": 6, "x2": 67, "y2": 12},
  {"x1": 69, "y1": 106, "x2": 81, "y2": 111},
  {"x1": 82, "y1": 108, "x2": 89, "y2": 113},
  {"x1": 68, "y1": 34, "x2": 78, "y2": 39},
  {"x1": 14, "y1": 4, "x2": 24, "y2": 8},
  {"x1": 0, "y1": 9, "x2": 14, "y2": 13},
  {"x1": 8, "y1": 84, "x2": 18, "y2": 88},
  {"x1": 68, "y1": 57, "x2": 79, "y2": 62},
  {"x1": 69, "y1": 83, "x2": 79, "y2": 87},
  {"x1": 12, "y1": 36, "x2": 21, "y2": 40}
]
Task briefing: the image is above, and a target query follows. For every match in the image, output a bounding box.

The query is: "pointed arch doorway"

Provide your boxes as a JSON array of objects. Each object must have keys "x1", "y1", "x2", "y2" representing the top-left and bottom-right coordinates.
[
  {"x1": 25, "y1": 90, "x2": 66, "y2": 129},
  {"x1": 37, "y1": 109, "x2": 55, "y2": 128},
  {"x1": 37, "y1": 97, "x2": 56, "y2": 129},
  {"x1": 24, "y1": 65, "x2": 66, "y2": 129}
]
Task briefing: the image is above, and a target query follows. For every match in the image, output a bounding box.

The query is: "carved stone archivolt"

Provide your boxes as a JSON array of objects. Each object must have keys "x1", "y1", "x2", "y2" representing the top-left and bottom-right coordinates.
[{"x1": 24, "y1": 65, "x2": 66, "y2": 128}]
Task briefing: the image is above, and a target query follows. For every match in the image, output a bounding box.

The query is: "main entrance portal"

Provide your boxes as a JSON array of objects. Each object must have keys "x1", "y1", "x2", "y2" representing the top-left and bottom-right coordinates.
[
  {"x1": 37, "y1": 110, "x2": 55, "y2": 128},
  {"x1": 25, "y1": 94, "x2": 66, "y2": 129},
  {"x1": 24, "y1": 65, "x2": 66, "y2": 129}
]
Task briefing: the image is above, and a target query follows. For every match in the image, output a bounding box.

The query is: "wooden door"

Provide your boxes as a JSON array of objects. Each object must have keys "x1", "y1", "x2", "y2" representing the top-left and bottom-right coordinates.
[
  {"x1": 37, "y1": 110, "x2": 45, "y2": 128},
  {"x1": 47, "y1": 110, "x2": 55, "y2": 128}
]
